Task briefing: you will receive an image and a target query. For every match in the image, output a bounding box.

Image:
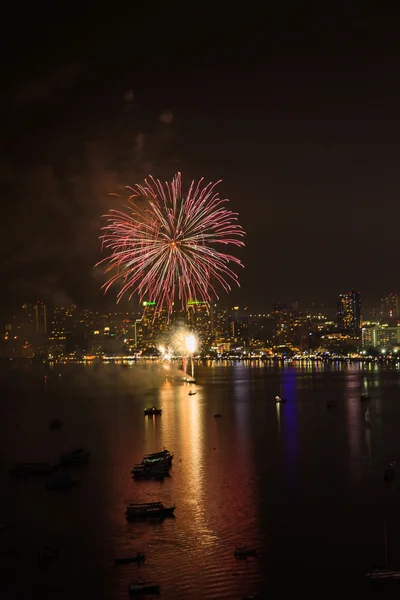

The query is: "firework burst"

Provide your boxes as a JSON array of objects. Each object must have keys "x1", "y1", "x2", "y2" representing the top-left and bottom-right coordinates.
[{"x1": 98, "y1": 172, "x2": 245, "y2": 315}]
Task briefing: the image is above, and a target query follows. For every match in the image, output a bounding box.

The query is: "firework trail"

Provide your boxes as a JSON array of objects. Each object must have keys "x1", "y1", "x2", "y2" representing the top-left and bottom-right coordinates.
[{"x1": 98, "y1": 172, "x2": 245, "y2": 315}]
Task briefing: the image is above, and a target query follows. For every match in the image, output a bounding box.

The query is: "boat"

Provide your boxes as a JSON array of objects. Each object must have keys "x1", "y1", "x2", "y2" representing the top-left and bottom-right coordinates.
[
  {"x1": 39, "y1": 546, "x2": 58, "y2": 561},
  {"x1": 142, "y1": 455, "x2": 172, "y2": 467},
  {"x1": 60, "y1": 448, "x2": 90, "y2": 465},
  {"x1": 144, "y1": 449, "x2": 171, "y2": 460},
  {"x1": 129, "y1": 583, "x2": 160, "y2": 595},
  {"x1": 46, "y1": 474, "x2": 79, "y2": 490},
  {"x1": 144, "y1": 407, "x2": 162, "y2": 416},
  {"x1": 366, "y1": 525, "x2": 400, "y2": 581},
  {"x1": 114, "y1": 553, "x2": 145, "y2": 565},
  {"x1": 214, "y1": 413, "x2": 222, "y2": 418},
  {"x1": 8, "y1": 462, "x2": 58, "y2": 476},
  {"x1": 234, "y1": 546, "x2": 257, "y2": 558},
  {"x1": 275, "y1": 396, "x2": 286, "y2": 403},
  {"x1": 188, "y1": 391, "x2": 196, "y2": 396},
  {"x1": 326, "y1": 400, "x2": 337, "y2": 408},
  {"x1": 125, "y1": 502, "x2": 176, "y2": 520},
  {"x1": 361, "y1": 393, "x2": 371, "y2": 401},
  {"x1": 50, "y1": 418, "x2": 63, "y2": 429}
]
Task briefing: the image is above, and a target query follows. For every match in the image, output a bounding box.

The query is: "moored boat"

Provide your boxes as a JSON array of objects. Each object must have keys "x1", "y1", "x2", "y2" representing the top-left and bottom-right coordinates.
[
  {"x1": 144, "y1": 449, "x2": 171, "y2": 460},
  {"x1": 142, "y1": 455, "x2": 172, "y2": 467},
  {"x1": 115, "y1": 553, "x2": 145, "y2": 565},
  {"x1": 144, "y1": 407, "x2": 162, "y2": 416},
  {"x1": 8, "y1": 462, "x2": 58, "y2": 476},
  {"x1": 188, "y1": 391, "x2": 196, "y2": 396},
  {"x1": 366, "y1": 568, "x2": 400, "y2": 581},
  {"x1": 129, "y1": 583, "x2": 160, "y2": 595},
  {"x1": 126, "y1": 502, "x2": 176, "y2": 520},
  {"x1": 132, "y1": 465, "x2": 170, "y2": 480},
  {"x1": 60, "y1": 448, "x2": 90, "y2": 465}
]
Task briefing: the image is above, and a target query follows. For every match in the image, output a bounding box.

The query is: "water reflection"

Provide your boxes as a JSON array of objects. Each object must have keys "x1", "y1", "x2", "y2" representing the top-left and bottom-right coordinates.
[
  {"x1": 344, "y1": 366, "x2": 363, "y2": 481},
  {"x1": 281, "y1": 368, "x2": 299, "y2": 488}
]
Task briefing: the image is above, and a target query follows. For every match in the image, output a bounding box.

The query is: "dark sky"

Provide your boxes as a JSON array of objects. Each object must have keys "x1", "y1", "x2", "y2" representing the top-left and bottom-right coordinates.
[{"x1": 1, "y1": 5, "x2": 400, "y2": 315}]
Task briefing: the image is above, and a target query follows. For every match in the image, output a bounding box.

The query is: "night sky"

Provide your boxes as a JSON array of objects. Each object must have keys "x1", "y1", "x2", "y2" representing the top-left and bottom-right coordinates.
[{"x1": 2, "y1": 6, "x2": 400, "y2": 315}]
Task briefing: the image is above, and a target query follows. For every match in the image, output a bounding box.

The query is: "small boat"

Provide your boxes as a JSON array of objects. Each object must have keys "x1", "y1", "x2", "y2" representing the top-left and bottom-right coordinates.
[
  {"x1": 144, "y1": 407, "x2": 162, "y2": 416},
  {"x1": 39, "y1": 546, "x2": 58, "y2": 561},
  {"x1": 60, "y1": 448, "x2": 90, "y2": 465},
  {"x1": 114, "y1": 553, "x2": 145, "y2": 565},
  {"x1": 126, "y1": 502, "x2": 176, "y2": 520},
  {"x1": 50, "y1": 418, "x2": 63, "y2": 429},
  {"x1": 8, "y1": 462, "x2": 58, "y2": 476},
  {"x1": 234, "y1": 546, "x2": 257, "y2": 558},
  {"x1": 142, "y1": 454, "x2": 172, "y2": 467},
  {"x1": 361, "y1": 393, "x2": 371, "y2": 401},
  {"x1": 46, "y1": 474, "x2": 79, "y2": 490},
  {"x1": 144, "y1": 449, "x2": 171, "y2": 460},
  {"x1": 129, "y1": 583, "x2": 160, "y2": 595},
  {"x1": 214, "y1": 413, "x2": 222, "y2": 418},
  {"x1": 275, "y1": 396, "x2": 286, "y2": 403},
  {"x1": 188, "y1": 391, "x2": 196, "y2": 396},
  {"x1": 327, "y1": 400, "x2": 337, "y2": 408}
]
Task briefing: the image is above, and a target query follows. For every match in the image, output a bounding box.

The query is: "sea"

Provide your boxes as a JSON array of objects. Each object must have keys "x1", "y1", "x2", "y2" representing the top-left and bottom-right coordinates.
[{"x1": 1, "y1": 360, "x2": 400, "y2": 599}]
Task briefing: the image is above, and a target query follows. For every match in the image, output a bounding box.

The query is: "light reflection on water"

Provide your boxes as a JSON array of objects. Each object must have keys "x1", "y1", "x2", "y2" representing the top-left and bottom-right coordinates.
[{"x1": 1, "y1": 361, "x2": 400, "y2": 599}]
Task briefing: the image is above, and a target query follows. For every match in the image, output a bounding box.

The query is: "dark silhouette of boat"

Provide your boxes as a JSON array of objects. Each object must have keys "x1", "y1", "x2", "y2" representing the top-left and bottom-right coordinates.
[
  {"x1": 8, "y1": 462, "x2": 58, "y2": 476},
  {"x1": 188, "y1": 391, "x2": 196, "y2": 396},
  {"x1": 60, "y1": 448, "x2": 90, "y2": 465},
  {"x1": 361, "y1": 393, "x2": 371, "y2": 401},
  {"x1": 234, "y1": 546, "x2": 257, "y2": 558},
  {"x1": 129, "y1": 583, "x2": 160, "y2": 595},
  {"x1": 125, "y1": 502, "x2": 176, "y2": 520},
  {"x1": 214, "y1": 413, "x2": 222, "y2": 418},
  {"x1": 144, "y1": 407, "x2": 162, "y2": 416},
  {"x1": 144, "y1": 449, "x2": 171, "y2": 460},
  {"x1": 46, "y1": 474, "x2": 79, "y2": 490},
  {"x1": 114, "y1": 553, "x2": 145, "y2": 565}
]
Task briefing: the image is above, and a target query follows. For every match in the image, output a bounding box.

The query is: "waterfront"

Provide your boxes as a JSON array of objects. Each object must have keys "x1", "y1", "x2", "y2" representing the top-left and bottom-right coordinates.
[{"x1": 1, "y1": 361, "x2": 400, "y2": 599}]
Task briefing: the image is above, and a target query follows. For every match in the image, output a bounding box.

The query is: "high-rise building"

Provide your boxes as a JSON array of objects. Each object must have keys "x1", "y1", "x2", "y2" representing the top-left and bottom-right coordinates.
[
  {"x1": 380, "y1": 293, "x2": 399, "y2": 319},
  {"x1": 337, "y1": 291, "x2": 361, "y2": 334},
  {"x1": 228, "y1": 306, "x2": 248, "y2": 347},
  {"x1": 187, "y1": 300, "x2": 211, "y2": 343},
  {"x1": 22, "y1": 302, "x2": 47, "y2": 335}
]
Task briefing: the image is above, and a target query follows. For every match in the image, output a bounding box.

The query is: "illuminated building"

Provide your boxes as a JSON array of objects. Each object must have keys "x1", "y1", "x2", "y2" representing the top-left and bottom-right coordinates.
[
  {"x1": 50, "y1": 305, "x2": 77, "y2": 340},
  {"x1": 337, "y1": 291, "x2": 361, "y2": 334},
  {"x1": 187, "y1": 300, "x2": 211, "y2": 344},
  {"x1": 377, "y1": 324, "x2": 400, "y2": 349},
  {"x1": 228, "y1": 306, "x2": 248, "y2": 348},
  {"x1": 210, "y1": 303, "x2": 229, "y2": 344},
  {"x1": 361, "y1": 323, "x2": 378, "y2": 348},
  {"x1": 380, "y1": 293, "x2": 399, "y2": 318},
  {"x1": 22, "y1": 302, "x2": 47, "y2": 335}
]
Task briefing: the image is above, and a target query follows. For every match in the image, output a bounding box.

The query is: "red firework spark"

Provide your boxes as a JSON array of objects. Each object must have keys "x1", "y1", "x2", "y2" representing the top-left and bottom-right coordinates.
[{"x1": 98, "y1": 172, "x2": 245, "y2": 314}]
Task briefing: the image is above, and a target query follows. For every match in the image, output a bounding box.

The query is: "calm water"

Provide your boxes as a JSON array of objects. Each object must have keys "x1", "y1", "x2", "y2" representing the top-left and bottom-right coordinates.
[{"x1": 1, "y1": 361, "x2": 400, "y2": 599}]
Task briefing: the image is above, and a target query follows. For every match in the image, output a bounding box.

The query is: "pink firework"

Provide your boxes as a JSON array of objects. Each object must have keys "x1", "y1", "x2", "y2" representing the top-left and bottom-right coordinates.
[{"x1": 98, "y1": 172, "x2": 245, "y2": 315}]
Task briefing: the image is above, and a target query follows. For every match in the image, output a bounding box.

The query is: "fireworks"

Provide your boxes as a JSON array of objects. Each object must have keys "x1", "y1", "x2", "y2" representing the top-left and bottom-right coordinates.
[{"x1": 98, "y1": 172, "x2": 245, "y2": 315}]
